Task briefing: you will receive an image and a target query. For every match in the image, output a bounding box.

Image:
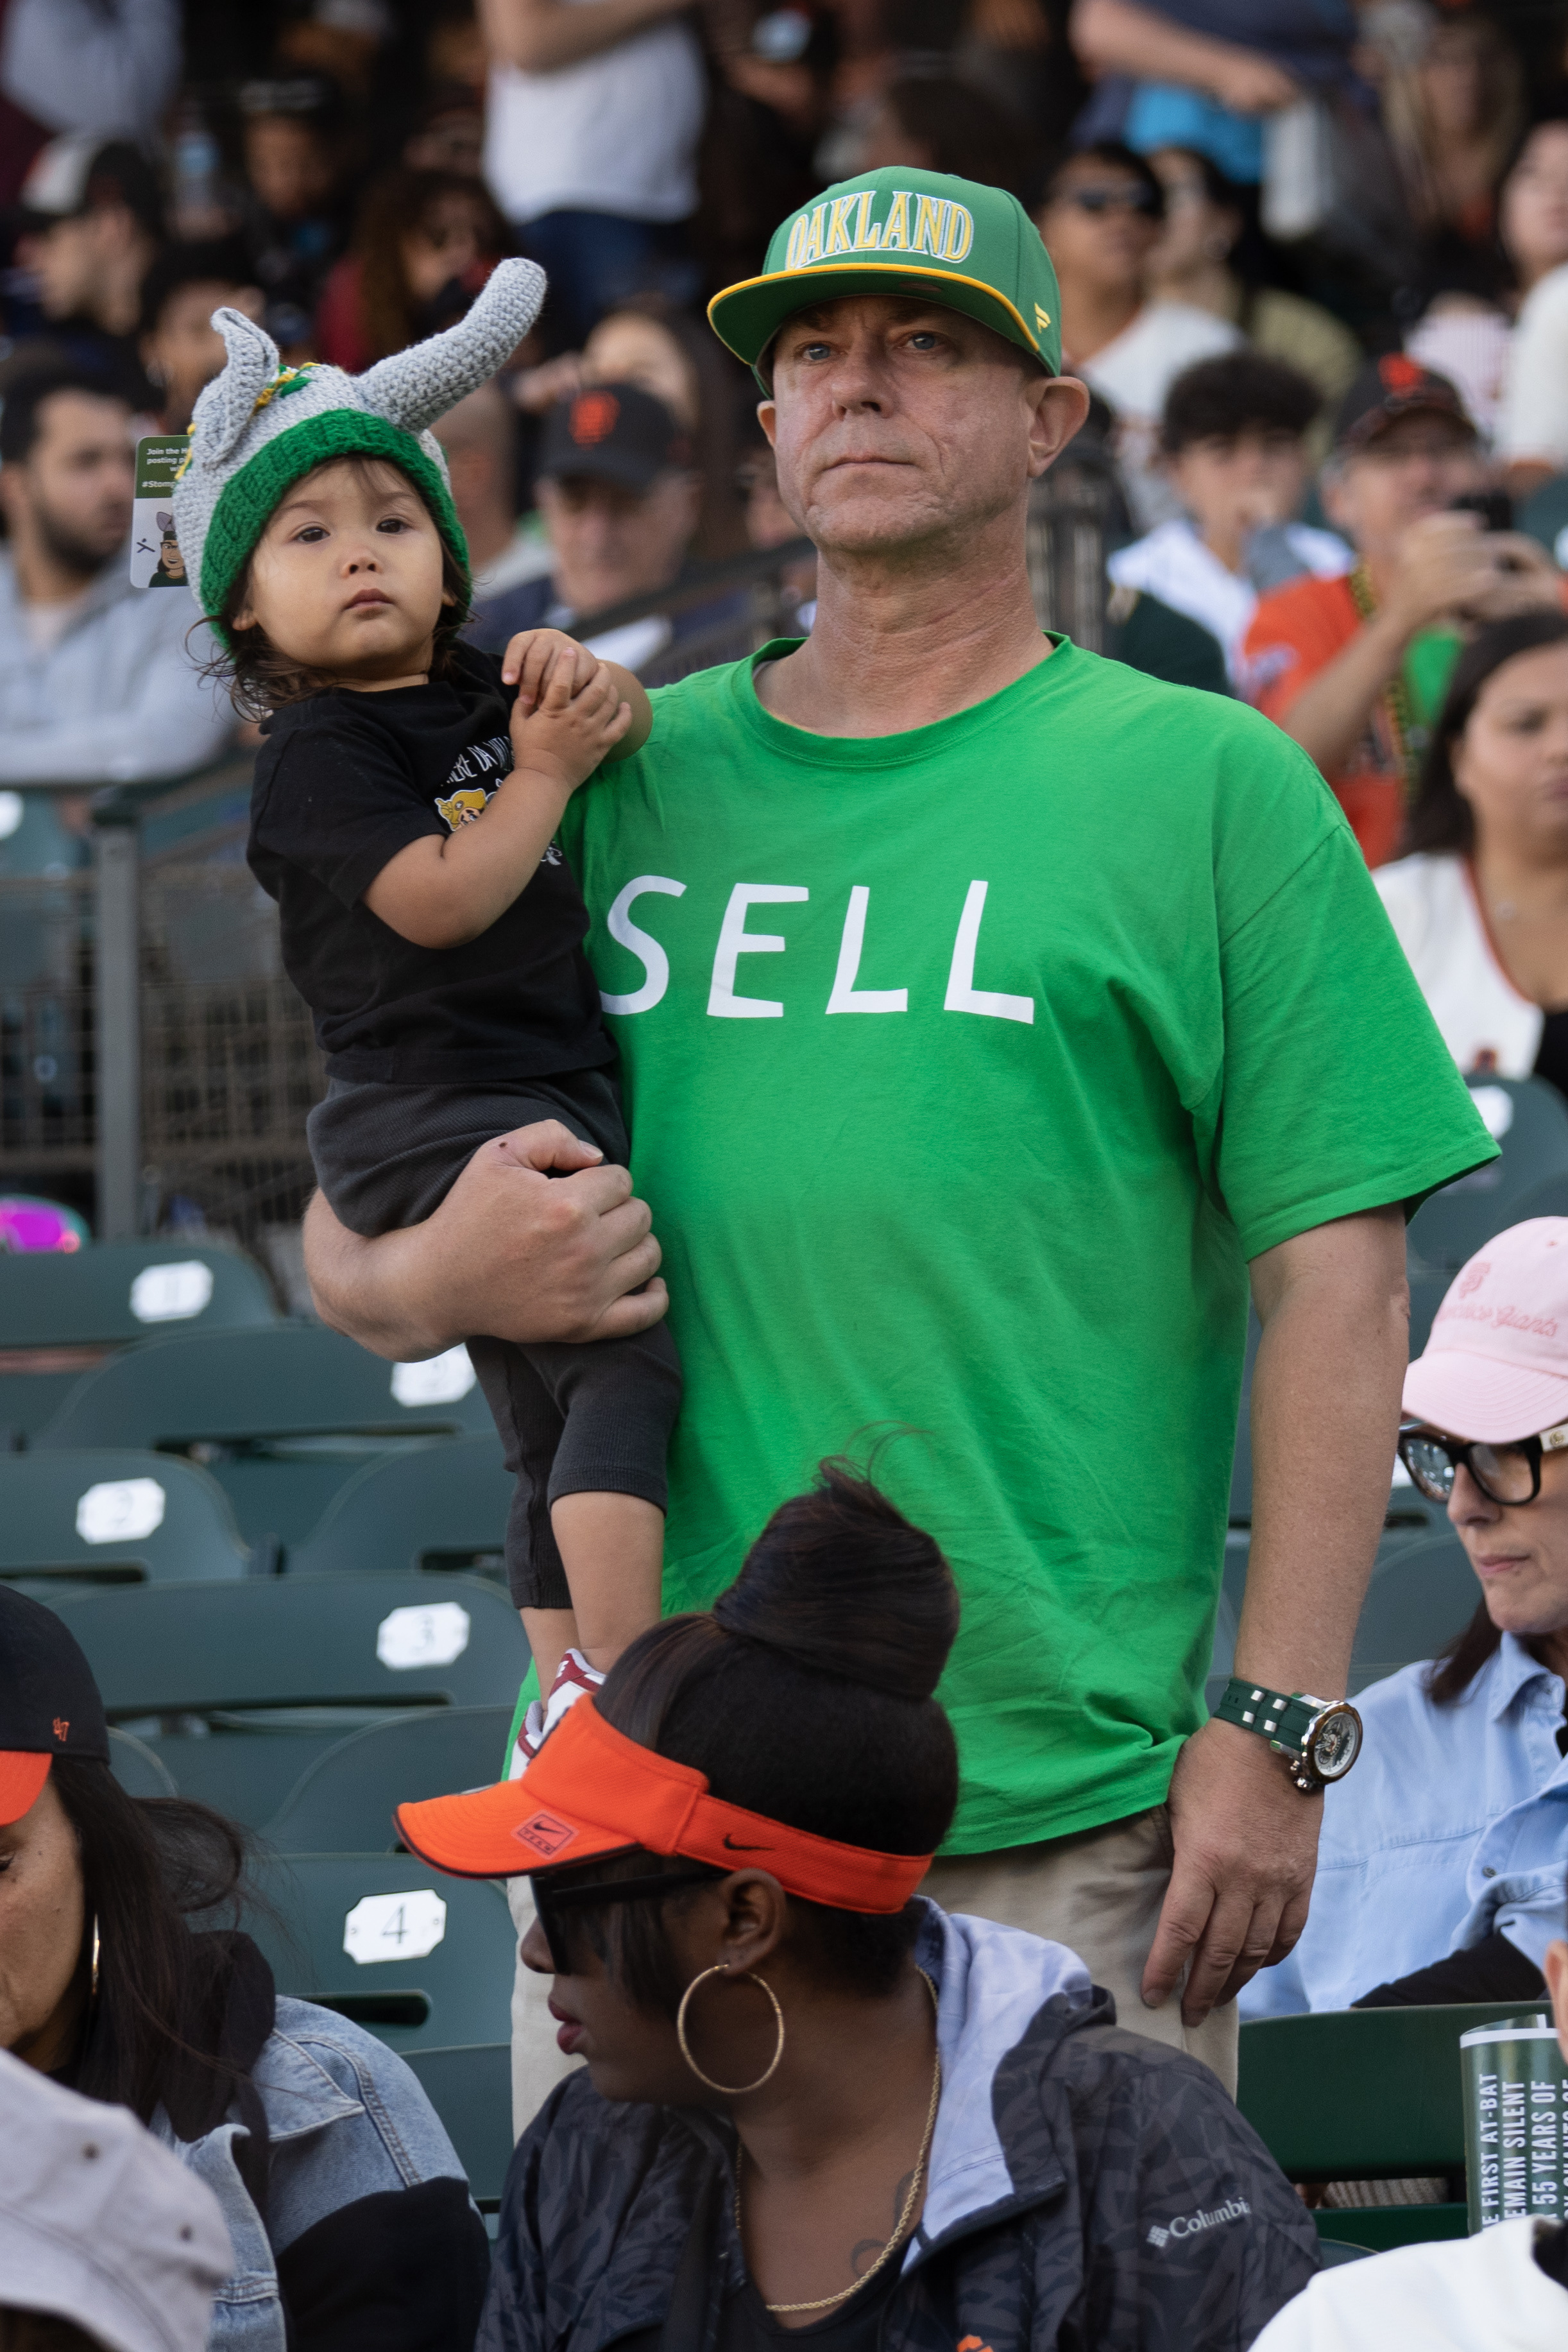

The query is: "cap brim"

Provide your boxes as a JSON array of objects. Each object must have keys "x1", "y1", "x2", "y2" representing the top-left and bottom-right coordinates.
[
  {"x1": 1342, "y1": 397, "x2": 1475, "y2": 449},
  {"x1": 1403, "y1": 1348, "x2": 1568, "y2": 1443},
  {"x1": 396, "y1": 1780, "x2": 638, "y2": 1879},
  {"x1": 708, "y1": 261, "x2": 1047, "y2": 374},
  {"x1": 0, "y1": 1751, "x2": 51, "y2": 1828},
  {"x1": 540, "y1": 449, "x2": 664, "y2": 492}
]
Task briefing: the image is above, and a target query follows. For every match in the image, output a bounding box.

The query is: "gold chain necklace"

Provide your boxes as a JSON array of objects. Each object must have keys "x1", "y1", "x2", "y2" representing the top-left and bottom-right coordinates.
[
  {"x1": 1347, "y1": 562, "x2": 1422, "y2": 802},
  {"x1": 735, "y1": 1968, "x2": 942, "y2": 2319}
]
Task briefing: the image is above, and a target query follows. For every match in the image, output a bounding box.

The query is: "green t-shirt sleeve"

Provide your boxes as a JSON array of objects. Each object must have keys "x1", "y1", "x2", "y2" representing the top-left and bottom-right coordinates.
[{"x1": 1214, "y1": 817, "x2": 1497, "y2": 1261}]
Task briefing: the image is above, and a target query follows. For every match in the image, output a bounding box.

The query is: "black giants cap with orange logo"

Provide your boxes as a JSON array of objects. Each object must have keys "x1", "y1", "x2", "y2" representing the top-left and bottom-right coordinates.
[
  {"x1": 0, "y1": 1586, "x2": 109, "y2": 1826},
  {"x1": 1333, "y1": 354, "x2": 1475, "y2": 453},
  {"x1": 536, "y1": 381, "x2": 692, "y2": 492}
]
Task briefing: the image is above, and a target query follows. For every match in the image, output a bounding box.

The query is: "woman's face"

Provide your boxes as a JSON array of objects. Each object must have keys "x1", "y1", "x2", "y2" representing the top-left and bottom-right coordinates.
[
  {"x1": 1501, "y1": 123, "x2": 1568, "y2": 290},
  {"x1": 581, "y1": 314, "x2": 699, "y2": 432},
  {"x1": 1447, "y1": 1444, "x2": 1568, "y2": 1644},
  {"x1": 0, "y1": 1774, "x2": 86, "y2": 2070},
  {"x1": 401, "y1": 197, "x2": 487, "y2": 305},
  {"x1": 1035, "y1": 158, "x2": 1161, "y2": 305},
  {"x1": 1146, "y1": 148, "x2": 1238, "y2": 284},
  {"x1": 1420, "y1": 25, "x2": 1488, "y2": 142},
  {"x1": 1451, "y1": 641, "x2": 1568, "y2": 857},
  {"x1": 520, "y1": 1871, "x2": 793, "y2": 2107}
]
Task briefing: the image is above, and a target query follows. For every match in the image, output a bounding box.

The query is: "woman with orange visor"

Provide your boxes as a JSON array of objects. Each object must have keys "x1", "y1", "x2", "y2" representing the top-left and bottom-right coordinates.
[{"x1": 400, "y1": 1462, "x2": 1320, "y2": 2349}]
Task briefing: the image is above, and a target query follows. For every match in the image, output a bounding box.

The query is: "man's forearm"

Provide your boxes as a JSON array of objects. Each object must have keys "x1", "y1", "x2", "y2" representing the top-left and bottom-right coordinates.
[
  {"x1": 1071, "y1": 0, "x2": 1255, "y2": 89},
  {"x1": 1241, "y1": 1206, "x2": 1410, "y2": 1695},
  {"x1": 303, "y1": 1190, "x2": 456, "y2": 1360},
  {"x1": 1273, "y1": 608, "x2": 1411, "y2": 784}
]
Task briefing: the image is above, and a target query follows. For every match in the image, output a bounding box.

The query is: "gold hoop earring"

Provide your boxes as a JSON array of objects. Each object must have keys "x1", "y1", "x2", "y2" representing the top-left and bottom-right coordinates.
[
  {"x1": 676, "y1": 1964, "x2": 785, "y2": 2095},
  {"x1": 90, "y1": 1916, "x2": 100, "y2": 2001}
]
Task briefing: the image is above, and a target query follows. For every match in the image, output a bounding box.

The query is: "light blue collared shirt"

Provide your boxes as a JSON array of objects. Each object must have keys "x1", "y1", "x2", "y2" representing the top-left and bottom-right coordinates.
[{"x1": 1241, "y1": 1632, "x2": 1568, "y2": 2018}]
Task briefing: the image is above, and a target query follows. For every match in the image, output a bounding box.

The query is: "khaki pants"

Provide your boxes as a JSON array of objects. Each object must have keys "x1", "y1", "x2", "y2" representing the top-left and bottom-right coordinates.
[
  {"x1": 505, "y1": 1802, "x2": 1237, "y2": 2138},
  {"x1": 921, "y1": 1806, "x2": 1238, "y2": 2095}
]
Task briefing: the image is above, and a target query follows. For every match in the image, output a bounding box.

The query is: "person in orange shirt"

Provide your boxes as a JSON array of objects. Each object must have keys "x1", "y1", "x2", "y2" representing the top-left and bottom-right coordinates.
[{"x1": 1240, "y1": 356, "x2": 1561, "y2": 866}]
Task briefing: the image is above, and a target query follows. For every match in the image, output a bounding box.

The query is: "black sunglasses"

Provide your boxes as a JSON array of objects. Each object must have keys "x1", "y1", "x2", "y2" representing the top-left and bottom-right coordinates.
[
  {"x1": 1060, "y1": 184, "x2": 1161, "y2": 218},
  {"x1": 1397, "y1": 1419, "x2": 1568, "y2": 1508},
  {"x1": 533, "y1": 1863, "x2": 720, "y2": 1974}
]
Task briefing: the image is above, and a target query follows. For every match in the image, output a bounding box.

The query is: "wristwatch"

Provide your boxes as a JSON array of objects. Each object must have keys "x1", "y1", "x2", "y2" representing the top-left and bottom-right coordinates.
[{"x1": 1213, "y1": 1678, "x2": 1363, "y2": 1792}]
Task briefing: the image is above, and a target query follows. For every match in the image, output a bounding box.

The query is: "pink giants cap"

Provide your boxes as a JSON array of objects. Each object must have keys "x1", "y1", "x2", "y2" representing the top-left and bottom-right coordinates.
[{"x1": 1404, "y1": 1218, "x2": 1568, "y2": 1441}]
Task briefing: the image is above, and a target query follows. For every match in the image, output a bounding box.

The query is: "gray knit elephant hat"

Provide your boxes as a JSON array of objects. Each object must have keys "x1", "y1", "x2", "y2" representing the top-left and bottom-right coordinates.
[{"x1": 172, "y1": 257, "x2": 546, "y2": 633}]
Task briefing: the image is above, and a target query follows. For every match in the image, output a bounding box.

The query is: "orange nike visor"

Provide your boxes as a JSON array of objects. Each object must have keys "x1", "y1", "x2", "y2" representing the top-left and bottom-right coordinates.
[{"x1": 395, "y1": 1699, "x2": 933, "y2": 1912}]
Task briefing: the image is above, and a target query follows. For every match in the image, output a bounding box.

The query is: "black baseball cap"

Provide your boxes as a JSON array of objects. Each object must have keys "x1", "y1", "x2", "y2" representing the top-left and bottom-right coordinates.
[
  {"x1": 17, "y1": 135, "x2": 164, "y2": 239},
  {"x1": 1333, "y1": 354, "x2": 1474, "y2": 454},
  {"x1": 536, "y1": 382, "x2": 691, "y2": 492},
  {"x1": 0, "y1": 1587, "x2": 109, "y2": 1826}
]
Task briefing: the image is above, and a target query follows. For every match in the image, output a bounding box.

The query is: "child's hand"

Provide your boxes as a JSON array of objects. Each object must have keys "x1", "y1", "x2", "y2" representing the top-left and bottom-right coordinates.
[
  {"x1": 511, "y1": 647, "x2": 632, "y2": 793},
  {"x1": 502, "y1": 627, "x2": 597, "y2": 716}
]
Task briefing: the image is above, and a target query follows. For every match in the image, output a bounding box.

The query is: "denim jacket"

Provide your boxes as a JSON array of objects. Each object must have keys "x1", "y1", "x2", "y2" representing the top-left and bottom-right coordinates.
[
  {"x1": 1242, "y1": 1633, "x2": 1568, "y2": 2018},
  {"x1": 151, "y1": 1997, "x2": 478, "y2": 2351}
]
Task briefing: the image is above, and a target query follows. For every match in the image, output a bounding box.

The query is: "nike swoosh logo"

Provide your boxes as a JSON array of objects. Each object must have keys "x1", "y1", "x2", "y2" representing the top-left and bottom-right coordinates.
[{"x1": 722, "y1": 1834, "x2": 771, "y2": 1851}]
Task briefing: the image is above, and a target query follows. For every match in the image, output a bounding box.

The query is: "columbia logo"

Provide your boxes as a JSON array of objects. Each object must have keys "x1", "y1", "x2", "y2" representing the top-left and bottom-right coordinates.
[{"x1": 1146, "y1": 2196, "x2": 1250, "y2": 2249}]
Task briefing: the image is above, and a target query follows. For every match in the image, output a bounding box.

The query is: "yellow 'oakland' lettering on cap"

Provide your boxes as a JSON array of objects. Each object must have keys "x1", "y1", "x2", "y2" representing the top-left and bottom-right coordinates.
[
  {"x1": 913, "y1": 194, "x2": 948, "y2": 256},
  {"x1": 780, "y1": 187, "x2": 973, "y2": 271},
  {"x1": 825, "y1": 194, "x2": 858, "y2": 255}
]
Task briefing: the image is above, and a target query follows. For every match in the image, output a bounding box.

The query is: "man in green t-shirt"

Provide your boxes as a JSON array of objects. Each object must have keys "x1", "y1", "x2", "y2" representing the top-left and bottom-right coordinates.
[{"x1": 304, "y1": 169, "x2": 1493, "y2": 2106}]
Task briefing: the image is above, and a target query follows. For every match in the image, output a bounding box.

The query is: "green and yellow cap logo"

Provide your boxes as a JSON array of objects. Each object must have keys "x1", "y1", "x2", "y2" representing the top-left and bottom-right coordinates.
[{"x1": 708, "y1": 167, "x2": 1062, "y2": 386}]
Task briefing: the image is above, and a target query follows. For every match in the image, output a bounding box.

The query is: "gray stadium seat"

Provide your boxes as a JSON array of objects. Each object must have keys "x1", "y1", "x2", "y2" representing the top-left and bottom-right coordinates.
[
  {"x1": 1407, "y1": 1076, "x2": 1568, "y2": 1275},
  {"x1": 0, "y1": 1240, "x2": 277, "y2": 1441},
  {"x1": 262, "y1": 1705, "x2": 514, "y2": 1852},
  {"x1": 247, "y1": 1854, "x2": 516, "y2": 2050},
  {"x1": 402, "y1": 2045, "x2": 513, "y2": 2205},
  {"x1": 0, "y1": 1448, "x2": 251, "y2": 1589},
  {"x1": 108, "y1": 1726, "x2": 177, "y2": 1798},
  {"x1": 46, "y1": 1572, "x2": 528, "y2": 1827},
  {"x1": 37, "y1": 1326, "x2": 494, "y2": 1547},
  {"x1": 287, "y1": 1434, "x2": 511, "y2": 1579},
  {"x1": 1348, "y1": 1529, "x2": 1479, "y2": 1695}
]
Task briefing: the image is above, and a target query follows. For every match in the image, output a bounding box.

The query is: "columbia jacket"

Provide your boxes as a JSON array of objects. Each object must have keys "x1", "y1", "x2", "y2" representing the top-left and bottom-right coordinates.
[{"x1": 481, "y1": 1904, "x2": 1320, "y2": 2351}]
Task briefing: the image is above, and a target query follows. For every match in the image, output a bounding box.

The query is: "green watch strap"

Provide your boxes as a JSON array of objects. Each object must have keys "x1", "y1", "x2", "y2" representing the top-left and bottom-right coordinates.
[{"x1": 1214, "y1": 1677, "x2": 1318, "y2": 1755}]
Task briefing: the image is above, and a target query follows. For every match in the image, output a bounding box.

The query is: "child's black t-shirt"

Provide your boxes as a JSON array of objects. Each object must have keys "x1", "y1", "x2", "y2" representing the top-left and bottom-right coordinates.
[{"x1": 247, "y1": 642, "x2": 615, "y2": 1085}]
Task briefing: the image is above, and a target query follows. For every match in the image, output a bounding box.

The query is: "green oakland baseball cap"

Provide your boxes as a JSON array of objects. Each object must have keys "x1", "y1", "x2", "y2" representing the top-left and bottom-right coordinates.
[{"x1": 708, "y1": 167, "x2": 1062, "y2": 388}]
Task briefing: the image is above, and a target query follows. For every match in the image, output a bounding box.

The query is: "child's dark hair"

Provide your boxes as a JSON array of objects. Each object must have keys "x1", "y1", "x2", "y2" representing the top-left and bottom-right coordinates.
[
  {"x1": 550, "y1": 1457, "x2": 961, "y2": 2011},
  {"x1": 210, "y1": 454, "x2": 468, "y2": 720},
  {"x1": 1161, "y1": 352, "x2": 1321, "y2": 456}
]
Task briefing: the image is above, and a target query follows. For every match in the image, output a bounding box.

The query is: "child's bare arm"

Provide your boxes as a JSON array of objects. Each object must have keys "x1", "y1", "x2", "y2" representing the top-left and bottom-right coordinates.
[
  {"x1": 362, "y1": 649, "x2": 631, "y2": 949},
  {"x1": 503, "y1": 626, "x2": 652, "y2": 762}
]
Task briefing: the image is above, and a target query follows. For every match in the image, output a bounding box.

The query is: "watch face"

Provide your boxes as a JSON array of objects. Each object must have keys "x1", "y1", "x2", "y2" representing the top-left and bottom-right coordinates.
[{"x1": 1308, "y1": 1704, "x2": 1362, "y2": 1782}]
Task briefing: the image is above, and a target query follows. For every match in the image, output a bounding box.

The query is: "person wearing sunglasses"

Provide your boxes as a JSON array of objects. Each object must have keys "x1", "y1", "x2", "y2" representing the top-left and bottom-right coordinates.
[
  {"x1": 1243, "y1": 1215, "x2": 1568, "y2": 2023},
  {"x1": 1034, "y1": 139, "x2": 1240, "y2": 529},
  {"x1": 400, "y1": 1462, "x2": 1320, "y2": 2351}
]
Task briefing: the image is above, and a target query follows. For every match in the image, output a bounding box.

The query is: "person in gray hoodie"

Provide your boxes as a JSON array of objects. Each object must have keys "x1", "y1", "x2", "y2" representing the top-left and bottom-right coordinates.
[
  {"x1": 0, "y1": 366, "x2": 232, "y2": 786},
  {"x1": 397, "y1": 1462, "x2": 1322, "y2": 2351}
]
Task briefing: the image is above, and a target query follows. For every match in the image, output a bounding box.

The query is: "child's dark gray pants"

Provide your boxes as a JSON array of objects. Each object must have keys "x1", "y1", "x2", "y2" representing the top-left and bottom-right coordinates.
[{"x1": 308, "y1": 1073, "x2": 682, "y2": 1611}]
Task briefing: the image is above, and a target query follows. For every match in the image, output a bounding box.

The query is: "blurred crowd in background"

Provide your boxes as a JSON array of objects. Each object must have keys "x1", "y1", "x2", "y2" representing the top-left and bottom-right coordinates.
[{"x1": 4, "y1": 0, "x2": 1568, "y2": 913}]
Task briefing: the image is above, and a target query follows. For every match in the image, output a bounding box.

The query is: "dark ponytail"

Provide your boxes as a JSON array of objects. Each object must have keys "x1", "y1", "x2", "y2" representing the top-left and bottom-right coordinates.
[{"x1": 583, "y1": 1461, "x2": 962, "y2": 2006}]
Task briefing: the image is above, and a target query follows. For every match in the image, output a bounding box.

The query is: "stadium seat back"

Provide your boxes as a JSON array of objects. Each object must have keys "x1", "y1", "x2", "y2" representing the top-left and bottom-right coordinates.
[
  {"x1": 45, "y1": 1573, "x2": 528, "y2": 1826},
  {"x1": 0, "y1": 1240, "x2": 277, "y2": 1349},
  {"x1": 37, "y1": 1327, "x2": 494, "y2": 1547},
  {"x1": 247, "y1": 1854, "x2": 515, "y2": 2049},
  {"x1": 1238, "y1": 2002, "x2": 1546, "y2": 2252},
  {"x1": 1349, "y1": 1529, "x2": 1479, "y2": 1694},
  {"x1": 1407, "y1": 1077, "x2": 1568, "y2": 1275},
  {"x1": 402, "y1": 2045, "x2": 513, "y2": 2206},
  {"x1": 0, "y1": 1448, "x2": 251, "y2": 1588},
  {"x1": 288, "y1": 1433, "x2": 511, "y2": 1579},
  {"x1": 262, "y1": 1704, "x2": 515, "y2": 1852},
  {"x1": 108, "y1": 1726, "x2": 178, "y2": 1798}
]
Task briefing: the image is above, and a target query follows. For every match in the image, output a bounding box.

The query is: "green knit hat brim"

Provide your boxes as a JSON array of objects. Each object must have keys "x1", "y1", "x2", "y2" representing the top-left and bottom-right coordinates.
[{"x1": 198, "y1": 408, "x2": 471, "y2": 632}]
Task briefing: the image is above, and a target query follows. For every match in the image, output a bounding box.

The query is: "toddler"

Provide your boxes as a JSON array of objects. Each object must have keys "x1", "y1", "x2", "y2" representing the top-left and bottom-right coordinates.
[{"x1": 171, "y1": 261, "x2": 681, "y2": 1759}]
